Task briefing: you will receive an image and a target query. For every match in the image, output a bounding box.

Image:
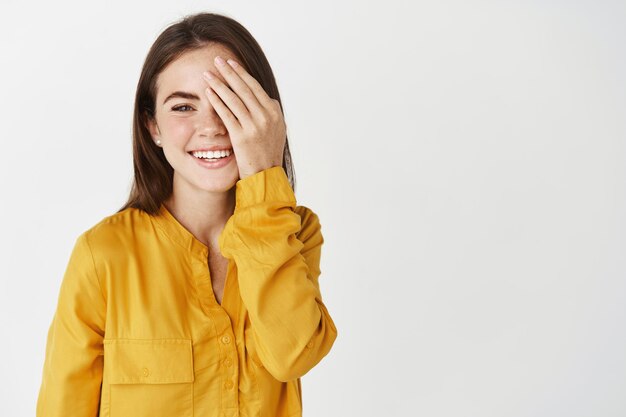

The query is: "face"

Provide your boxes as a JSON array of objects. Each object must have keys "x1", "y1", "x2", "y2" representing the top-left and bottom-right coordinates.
[{"x1": 147, "y1": 44, "x2": 240, "y2": 194}]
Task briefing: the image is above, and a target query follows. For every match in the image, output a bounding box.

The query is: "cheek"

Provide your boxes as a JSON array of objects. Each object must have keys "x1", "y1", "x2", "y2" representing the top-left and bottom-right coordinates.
[{"x1": 162, "y1": 117, "x2": 195, "y2": 139}]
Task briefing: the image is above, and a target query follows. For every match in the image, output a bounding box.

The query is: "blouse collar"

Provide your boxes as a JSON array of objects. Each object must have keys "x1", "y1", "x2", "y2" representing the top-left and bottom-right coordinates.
[{"x1": 151, "y1": 202, "x2": 209, "y2": 259}]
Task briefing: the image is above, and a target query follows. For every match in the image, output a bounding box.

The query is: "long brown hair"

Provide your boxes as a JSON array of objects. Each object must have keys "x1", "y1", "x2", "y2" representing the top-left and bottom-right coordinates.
[{"x1": 117, "y1": 12, "x2": 295, "y2": 215}]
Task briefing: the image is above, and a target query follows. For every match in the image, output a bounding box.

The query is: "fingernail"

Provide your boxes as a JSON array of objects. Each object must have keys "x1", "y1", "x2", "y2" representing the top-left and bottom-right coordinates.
[
  {"x1": 203, "y1": 71, "x2": 213, "y2": 80},
  {"x1": 227, "y1": 59, "x2": 238, "y2": 68},
  {"x1": 215, "y1": 56, "x2": 225, "y2": 66}
]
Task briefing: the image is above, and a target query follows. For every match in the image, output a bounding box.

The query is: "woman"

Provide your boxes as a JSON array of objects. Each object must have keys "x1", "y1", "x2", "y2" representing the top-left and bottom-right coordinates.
[{"x1": 36, "y1": 12, "x2": 338, "y2": 417}]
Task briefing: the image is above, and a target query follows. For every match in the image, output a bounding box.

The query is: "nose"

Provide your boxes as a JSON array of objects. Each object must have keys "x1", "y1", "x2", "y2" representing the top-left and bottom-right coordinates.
[{"x1": 197, "y1": 105, "x2": 227, "y2": 137}]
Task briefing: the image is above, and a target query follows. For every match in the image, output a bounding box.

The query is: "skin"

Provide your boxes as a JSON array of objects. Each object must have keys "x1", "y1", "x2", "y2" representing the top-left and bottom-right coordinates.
[{"x1": 147, "y1": 43, "x2": 287, "y2": 249}]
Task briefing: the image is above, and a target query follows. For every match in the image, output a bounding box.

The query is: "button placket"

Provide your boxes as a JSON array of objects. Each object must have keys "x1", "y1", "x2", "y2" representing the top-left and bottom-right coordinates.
[
  {"x1": 221, "y1": 333, "x2": 235, "y2": 387},
  {"x1": 219, "y1": 329, "x2": 238, "y2": 408}
]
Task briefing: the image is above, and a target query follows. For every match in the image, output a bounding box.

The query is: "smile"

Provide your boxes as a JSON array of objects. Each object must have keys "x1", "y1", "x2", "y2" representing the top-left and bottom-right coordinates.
[{"x1": 188, "y1": 149, "x2": 235, "y2": 169}]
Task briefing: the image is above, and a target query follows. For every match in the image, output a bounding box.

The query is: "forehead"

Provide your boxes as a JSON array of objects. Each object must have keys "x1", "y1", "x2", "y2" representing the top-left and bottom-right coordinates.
[{"x1": 155, "y1": 44, "x2": 237, "y2": 95}]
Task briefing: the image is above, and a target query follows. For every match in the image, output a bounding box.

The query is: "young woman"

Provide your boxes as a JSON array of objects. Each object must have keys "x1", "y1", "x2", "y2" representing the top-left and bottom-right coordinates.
[{"x1": 36, "y1": 12, "x2": 338, "y2": 417}]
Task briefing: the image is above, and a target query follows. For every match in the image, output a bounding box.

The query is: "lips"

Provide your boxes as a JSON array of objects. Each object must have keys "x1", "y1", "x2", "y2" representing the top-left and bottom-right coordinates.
[{"x1": 188, "y1": 150, "x2": 235, "y2": 169}]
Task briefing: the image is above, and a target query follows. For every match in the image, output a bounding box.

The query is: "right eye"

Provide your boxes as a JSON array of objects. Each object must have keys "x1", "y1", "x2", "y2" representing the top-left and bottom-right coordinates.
[{"x1": 172, "y1": 105, "x2": 194, "y2": 112}]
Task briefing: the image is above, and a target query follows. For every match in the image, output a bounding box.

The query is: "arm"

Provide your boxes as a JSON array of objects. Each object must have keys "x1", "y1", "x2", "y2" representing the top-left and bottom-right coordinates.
[
  {"x1": 218, "y1": 166, "x2": 338, "y2": 382},
  {"x1": 36, "y1": 232, "x2": 106, "y2": 416}
]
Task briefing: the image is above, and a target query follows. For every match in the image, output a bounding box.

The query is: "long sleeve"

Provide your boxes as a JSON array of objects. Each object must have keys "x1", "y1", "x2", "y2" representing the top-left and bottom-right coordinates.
[
  {"x1": 36, "y1": 231, "x2": 106, "y2": 417},
  {"x1": 218, "y1": 166, "x2": 338, "y2": 382}
]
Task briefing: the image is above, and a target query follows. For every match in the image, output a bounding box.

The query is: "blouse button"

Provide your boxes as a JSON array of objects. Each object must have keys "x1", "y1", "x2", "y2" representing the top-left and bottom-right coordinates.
[
  {"x1": 224, "y1": 358, "x2": 232, "y2": 367},
  {"x1": 224, "y1": 379, "x2": 233, "y2": 389},
  {"x1": 221, "y1": 335, "x2": 231, "y2": 344},
  {"x1": 142, "y1": 367, "x2": 150, "y2": 377},
  {"x1": 306, "y1": 340, "x2": 314, "y2": 348}
]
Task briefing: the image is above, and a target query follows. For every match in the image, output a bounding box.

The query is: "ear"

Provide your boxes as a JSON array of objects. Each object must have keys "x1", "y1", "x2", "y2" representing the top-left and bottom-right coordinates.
[{"x1": 146, "y1": 116, "x2": 162, "y2": 145}]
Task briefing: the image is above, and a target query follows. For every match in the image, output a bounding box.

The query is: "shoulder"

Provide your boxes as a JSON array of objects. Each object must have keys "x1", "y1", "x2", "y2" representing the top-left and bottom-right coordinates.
[{"x1": 78, "y1": 207, "x2": 152, "y2": 260}]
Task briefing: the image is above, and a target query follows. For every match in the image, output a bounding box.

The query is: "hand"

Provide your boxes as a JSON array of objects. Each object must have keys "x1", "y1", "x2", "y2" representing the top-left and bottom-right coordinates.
[{"x1": 202, "y1": 56, "x2": 286, "y2": 180}]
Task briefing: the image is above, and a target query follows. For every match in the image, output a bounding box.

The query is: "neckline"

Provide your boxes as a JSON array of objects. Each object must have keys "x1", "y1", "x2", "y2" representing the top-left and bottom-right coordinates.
[{"x1": 151, "y1": 202, "x2": 209, "y2": 259}]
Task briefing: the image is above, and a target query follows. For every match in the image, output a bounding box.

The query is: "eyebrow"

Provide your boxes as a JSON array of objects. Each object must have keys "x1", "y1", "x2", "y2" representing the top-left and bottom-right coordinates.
[{"x1": 162, "y1": 91, "x2": 200, "y2": 105}]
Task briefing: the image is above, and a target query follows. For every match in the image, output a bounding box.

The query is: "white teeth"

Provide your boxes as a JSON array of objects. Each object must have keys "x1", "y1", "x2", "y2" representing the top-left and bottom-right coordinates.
[{"x1": 191, "y1": 149, "x2": 232, "y2": 159}]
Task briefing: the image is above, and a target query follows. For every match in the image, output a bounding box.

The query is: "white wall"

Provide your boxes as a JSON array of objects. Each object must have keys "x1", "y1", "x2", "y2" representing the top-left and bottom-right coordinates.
[{"x1": 1, "y1": 0, "x2": 624, "y2": 416}]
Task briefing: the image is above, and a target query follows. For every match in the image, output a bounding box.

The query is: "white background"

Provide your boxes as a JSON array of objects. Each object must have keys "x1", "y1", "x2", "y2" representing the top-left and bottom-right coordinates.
[{"x1": 1, "y1": 0, "x2": 625, "y2": 416}]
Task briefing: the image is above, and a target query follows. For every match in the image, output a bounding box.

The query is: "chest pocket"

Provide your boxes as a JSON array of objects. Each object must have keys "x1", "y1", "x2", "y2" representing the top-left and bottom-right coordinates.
[{"x1": 103, "y1": 338, "x2": 194, "y2": 417}]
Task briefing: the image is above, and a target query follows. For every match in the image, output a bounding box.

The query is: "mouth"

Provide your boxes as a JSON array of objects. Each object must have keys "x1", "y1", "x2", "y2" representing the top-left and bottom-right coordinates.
[
  {"x1": 188, "y1": 148, "x2": 235, "y2": 168},
  {"x1": 188, "y1": 147, "x2": 234, "y2": 161}
]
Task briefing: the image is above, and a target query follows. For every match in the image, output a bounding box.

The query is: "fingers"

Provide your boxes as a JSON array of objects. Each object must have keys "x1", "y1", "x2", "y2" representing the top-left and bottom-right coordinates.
[
  {"x1": 204, "y1": 78, "x2": 240, "y2": 133},
  {"x1": 203, "y1": 69, "x2": 248, "y2": 129},
  {"x1": 219, "y1": 57, "x2": 276, "y2": 108},
  {"x1": 202, "y1": 56, "x2": 276, "y2": 124}
]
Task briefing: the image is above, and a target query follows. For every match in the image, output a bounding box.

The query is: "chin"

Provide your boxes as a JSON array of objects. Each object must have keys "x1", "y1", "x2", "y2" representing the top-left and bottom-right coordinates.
[{"x1": 196, "y1": 173, "x2": 239, "y2": 192}]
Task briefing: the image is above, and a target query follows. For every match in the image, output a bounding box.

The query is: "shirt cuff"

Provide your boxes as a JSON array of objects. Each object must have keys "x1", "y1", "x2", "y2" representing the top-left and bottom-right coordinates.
[{"x1": 235, "y1": 166, "x2": 296, "y2": 209}]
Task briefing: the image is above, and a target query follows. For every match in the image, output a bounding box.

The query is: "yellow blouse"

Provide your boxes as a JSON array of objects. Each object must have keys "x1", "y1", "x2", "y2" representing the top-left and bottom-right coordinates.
[{"x1": 36, "y1": 166, "x2": 338, "y2": 417}]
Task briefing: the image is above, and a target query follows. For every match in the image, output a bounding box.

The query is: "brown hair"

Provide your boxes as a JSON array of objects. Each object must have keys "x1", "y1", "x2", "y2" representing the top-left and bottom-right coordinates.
[{"x1": 117, "y1": 12, "x2": 295, "y2": 215}]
